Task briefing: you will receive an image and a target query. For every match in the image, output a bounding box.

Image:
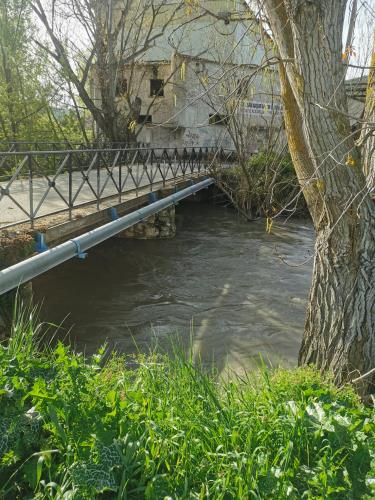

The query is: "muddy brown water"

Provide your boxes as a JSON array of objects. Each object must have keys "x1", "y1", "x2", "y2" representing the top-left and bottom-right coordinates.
[{"x1": 34, "y1": 203, "x2": 314, "y2": 375}]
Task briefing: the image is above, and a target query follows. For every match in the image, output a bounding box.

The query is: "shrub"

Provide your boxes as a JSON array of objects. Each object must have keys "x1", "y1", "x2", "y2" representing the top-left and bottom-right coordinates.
[{"x1": 217, "y1": 151, "x2": 307, "y2": 219}]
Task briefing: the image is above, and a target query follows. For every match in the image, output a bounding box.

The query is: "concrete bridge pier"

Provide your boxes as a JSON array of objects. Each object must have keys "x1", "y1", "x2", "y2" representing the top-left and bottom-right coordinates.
[
  {"x1": 115, "y1": 183, "x2": 214, "y2": 240},
  {"x1": 117, "y1": 206, "x2": 176, "y2": 239}
]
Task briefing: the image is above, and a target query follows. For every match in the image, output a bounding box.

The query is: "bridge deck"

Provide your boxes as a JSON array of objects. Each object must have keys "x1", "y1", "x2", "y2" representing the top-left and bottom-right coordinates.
[
  {"x1": 5, "y1": 173, "x2": 209, "y2": 248},
  {"x1": 0, "y1": 147, "x2": 230, "y2": 230}
]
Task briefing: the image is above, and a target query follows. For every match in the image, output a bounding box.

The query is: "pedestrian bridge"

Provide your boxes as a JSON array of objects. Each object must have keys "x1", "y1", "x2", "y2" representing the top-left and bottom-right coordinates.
[{"x1": 0, "y1": 146, "x2": 235, "y2": 295}]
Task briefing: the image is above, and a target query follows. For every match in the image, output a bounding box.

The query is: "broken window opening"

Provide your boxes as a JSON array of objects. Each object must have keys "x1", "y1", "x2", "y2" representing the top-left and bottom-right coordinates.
[
  {"x1": 137, "y1": 114, "x2": 152, "y2": 124},
  {"x1": 209, "y1": 114, "x2": 228, "y2": 125},
  {"x1": 150, "y1": 79, "x2": 164, "y2": 97}
]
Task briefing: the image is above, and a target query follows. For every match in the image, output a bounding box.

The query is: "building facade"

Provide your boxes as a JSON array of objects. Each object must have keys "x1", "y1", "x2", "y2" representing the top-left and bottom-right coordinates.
[{"x1": 91, "y1": 0, "x2": 283, "y2": 151}]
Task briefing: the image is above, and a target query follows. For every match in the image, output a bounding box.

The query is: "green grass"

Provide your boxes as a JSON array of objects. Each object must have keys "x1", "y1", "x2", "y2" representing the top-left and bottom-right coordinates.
[{"x1": 0, "y1": 312, "x2": 374, "y2": 499}]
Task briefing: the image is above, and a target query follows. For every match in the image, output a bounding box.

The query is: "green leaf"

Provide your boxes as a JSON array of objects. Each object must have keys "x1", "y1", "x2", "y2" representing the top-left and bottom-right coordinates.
[{"x1": 35, "y1": 455, "x2": 44, "y2": 488}]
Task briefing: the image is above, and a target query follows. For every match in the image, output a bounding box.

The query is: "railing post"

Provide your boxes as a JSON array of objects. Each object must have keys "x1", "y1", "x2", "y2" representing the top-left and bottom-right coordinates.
[
  {"x1": 28, "y1": 154, "x2": 34, "y2": 229},
  {"x1": 119, "y1": 151, "x2": 122, "y2": 203},
  {"x1": 158, "y1": 162, "x2": 164, "y2": 187},
  {"x1": 68, "y1": 152, "x2": 73, "y2": 221},
  {"x1": 96, "y1": 152, "x2": 100, "y2": 211}
]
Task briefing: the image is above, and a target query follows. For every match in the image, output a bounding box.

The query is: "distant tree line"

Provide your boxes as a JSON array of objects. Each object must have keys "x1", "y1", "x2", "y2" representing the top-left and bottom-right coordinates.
[{"x1": 0, "y1": 0, "x2": 87, "y2": 148}]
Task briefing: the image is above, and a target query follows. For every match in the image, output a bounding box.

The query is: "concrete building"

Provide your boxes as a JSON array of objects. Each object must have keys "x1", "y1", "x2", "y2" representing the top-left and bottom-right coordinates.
[{"x1": 92, "y1": 1, "x2": 283, "y2": 150}]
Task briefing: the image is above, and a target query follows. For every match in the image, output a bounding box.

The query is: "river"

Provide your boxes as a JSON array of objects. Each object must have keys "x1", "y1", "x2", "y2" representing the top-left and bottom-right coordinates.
[{"x1": 34, "y1": 202, "x2": 314, "y2": 375}]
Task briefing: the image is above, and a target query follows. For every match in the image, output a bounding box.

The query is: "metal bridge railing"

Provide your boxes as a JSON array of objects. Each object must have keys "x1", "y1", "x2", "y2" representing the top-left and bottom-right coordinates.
[
  {"x1": 0, "y1": 146, "x2": 236, "y2": 229},
  {"x1": 0, "y1": 140, "x2": 143, "y2": 153}
]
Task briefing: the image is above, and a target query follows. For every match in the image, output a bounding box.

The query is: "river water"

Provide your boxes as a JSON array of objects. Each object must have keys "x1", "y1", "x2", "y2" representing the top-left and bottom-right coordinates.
[{"x1": 34, "y1": 203, "x2": 314, "y2": 375}]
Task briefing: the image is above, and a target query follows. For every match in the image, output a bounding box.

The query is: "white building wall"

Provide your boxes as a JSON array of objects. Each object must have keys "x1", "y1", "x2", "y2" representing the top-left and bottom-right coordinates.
[
  {"x1": 93, "y1": 1, "x2": 285, "y2": 151},
  {"x1": 132, "y1": 55, "x2": 283, "y2": 150}
]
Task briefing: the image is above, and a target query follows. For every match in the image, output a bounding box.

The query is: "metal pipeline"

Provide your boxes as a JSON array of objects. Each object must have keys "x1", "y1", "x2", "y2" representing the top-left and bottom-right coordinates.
[{"x1": 0, "y1": 177, "x2": 213, "y2": 296}]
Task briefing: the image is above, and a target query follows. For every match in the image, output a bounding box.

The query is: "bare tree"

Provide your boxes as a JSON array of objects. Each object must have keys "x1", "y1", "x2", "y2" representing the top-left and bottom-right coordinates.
[
  {"x1": 257, "y1": 0, "x2": 375, "y2": 395},
  {"x1": 30, "y1": 0, "x2": 185, "y2": 145},
  {"x1": 187, "y1": 9, "x2": 302, "y2": 220},
  {"x1": 210, "y1": 61, "x2": 292, "y2": 215}
]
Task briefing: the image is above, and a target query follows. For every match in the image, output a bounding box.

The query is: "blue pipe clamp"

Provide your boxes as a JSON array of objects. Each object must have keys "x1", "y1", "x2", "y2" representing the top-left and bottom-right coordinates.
[
  {"x1": 148, "y1": 192, "x2": 158, "y2": 204},
  {"x1": 110, "y1": 207, "x2": 119, "y2": 221},
  {"x1": 71, "y1": 239, "x2": 88, "y2": 260},
  {"x1": 35, "y1": 232, "x2": 49, "y2": 253}
]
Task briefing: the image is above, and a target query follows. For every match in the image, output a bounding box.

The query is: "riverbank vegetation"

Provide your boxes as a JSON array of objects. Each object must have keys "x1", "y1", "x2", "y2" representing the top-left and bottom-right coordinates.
[
  {"x1": 1, "y1": 311, "x2": 374, "y2": 499},
  {"x1": 214, "y1": 151, "x2": 307, "y2": 220}
]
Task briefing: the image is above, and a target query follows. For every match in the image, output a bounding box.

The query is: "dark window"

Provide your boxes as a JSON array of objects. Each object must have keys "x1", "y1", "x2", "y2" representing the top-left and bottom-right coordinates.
[
  {"x1": 209, "y1": 114, "x2": 228, "y2": 125},
  {"x1": 137, "y1": 114, "x2": 152, "y2": 124},
  {"x1": 150, "y1": 79, "x2": 164, "y2": 97},
  {"x1": 116, "y1": 79, "x2": 127, "y2": 97}
]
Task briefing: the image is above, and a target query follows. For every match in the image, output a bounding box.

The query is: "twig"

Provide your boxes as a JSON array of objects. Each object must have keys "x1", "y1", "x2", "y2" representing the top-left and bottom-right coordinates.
[{"x1": 351, "y1": 367, "x2": 375, "y2": 384}]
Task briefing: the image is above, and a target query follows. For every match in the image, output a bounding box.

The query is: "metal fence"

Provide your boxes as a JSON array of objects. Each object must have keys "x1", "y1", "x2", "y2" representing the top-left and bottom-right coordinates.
[
  {"x1": 0, "y1": 146, "x2": 235, "y2": 229},
  {"x1": 0, "y1": 140, "x2": 157, "y2": 153}
]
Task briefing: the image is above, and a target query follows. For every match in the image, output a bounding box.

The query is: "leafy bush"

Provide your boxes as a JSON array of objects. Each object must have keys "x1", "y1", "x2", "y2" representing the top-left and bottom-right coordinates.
[
  {"x1": 0, "y1": 317, "x2": 374, "y2": 498},
  {"x1": 217, "y1": 152, "x2": 307, "y2": 219}
]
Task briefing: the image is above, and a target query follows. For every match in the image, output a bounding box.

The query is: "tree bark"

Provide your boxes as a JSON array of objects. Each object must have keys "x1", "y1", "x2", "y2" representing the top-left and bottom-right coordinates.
[{"x1": 263, "y1": 0, "x2": 375, "y2": 395}]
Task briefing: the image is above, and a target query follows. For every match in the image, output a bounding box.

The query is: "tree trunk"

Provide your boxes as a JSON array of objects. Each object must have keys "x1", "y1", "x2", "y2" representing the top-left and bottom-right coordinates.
[
  {"x1": 1, "y1": 45, "x2": 19, "y2": 141},
  {"x1": 302, "y1": 222, "x2": 375, "y2": 391},
  {"x1": 263, "y1": 0, "x2": 375, "y2": 395}
]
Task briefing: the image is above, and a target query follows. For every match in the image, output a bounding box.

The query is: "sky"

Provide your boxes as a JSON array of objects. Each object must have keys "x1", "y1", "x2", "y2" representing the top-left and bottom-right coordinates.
[
  {"x1": 344, "y1": 0, "x2": 374, "y2": 79},
  {"x1": 35, "y1": 0, "x2": 374, "y2": 83}
]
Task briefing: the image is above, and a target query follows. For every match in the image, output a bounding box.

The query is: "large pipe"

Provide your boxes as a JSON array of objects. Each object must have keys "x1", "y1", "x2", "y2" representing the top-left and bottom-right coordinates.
[{"x1": 0, "y1": 178, "x2": 213, "y2": 295}]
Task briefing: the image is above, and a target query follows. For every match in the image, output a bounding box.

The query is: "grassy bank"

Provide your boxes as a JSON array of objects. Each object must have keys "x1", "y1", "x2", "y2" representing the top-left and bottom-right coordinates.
[{"x1": 0, "y1": 312, "x2": 374, "y2": 499}]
